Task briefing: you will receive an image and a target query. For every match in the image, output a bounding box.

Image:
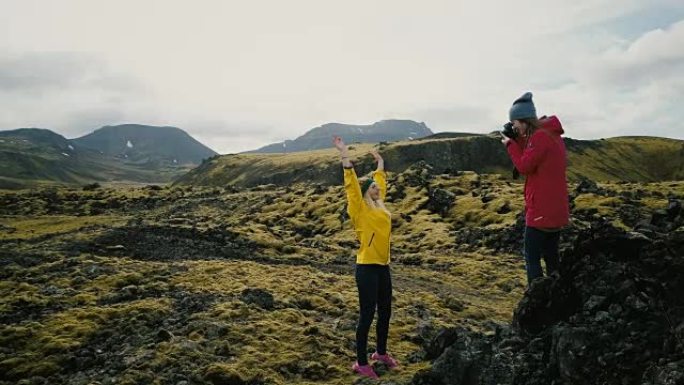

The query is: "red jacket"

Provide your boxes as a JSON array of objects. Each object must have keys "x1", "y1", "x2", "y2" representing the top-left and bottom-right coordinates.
[{"x1": 506, "y1": 115, "x2": 569, "y2": 228}]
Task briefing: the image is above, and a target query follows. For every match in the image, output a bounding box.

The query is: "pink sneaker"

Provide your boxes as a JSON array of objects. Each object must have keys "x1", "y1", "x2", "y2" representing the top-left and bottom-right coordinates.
[
  {"x1": 351, "y1": 362, "x2": 379, "y2": 379},
  {"x1": 371, "y1": 352, "x2": 399, "y2": 368}
]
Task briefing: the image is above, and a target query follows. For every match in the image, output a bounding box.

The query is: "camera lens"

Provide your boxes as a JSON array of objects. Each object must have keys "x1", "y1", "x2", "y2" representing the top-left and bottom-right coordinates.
[{"x1": 502, "y1": 122, "x2": 517, "y2": 139}]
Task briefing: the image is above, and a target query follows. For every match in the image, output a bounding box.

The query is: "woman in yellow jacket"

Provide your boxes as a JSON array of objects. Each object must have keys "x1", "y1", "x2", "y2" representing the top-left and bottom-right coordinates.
[{"x1": 333, "y1": 136, "x2": 398, "y2": 379}]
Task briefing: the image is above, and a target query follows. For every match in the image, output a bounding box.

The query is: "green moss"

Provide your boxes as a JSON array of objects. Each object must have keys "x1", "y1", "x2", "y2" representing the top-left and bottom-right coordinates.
[
  {"x1": 0, "y1": 281, "x2": 48, "y2": 312},
  {"x1": 204, "y1": 363, "x2": 271, "y2": 385},
  {"x1": 0, "y1": 357, "x2": 61, "y2": 378},
  {"x1": 118, "y1": 370, "x2": 157, "y2": 385},
  {"x1": 0, "y1": 298, "x2": 172, "y2": 380},
  {"x1": 0, "y1": 215, "x2": 126, "y2": 240},
  {"x1": 574, "y1": 194, "x2": 622, "y2": 216}
]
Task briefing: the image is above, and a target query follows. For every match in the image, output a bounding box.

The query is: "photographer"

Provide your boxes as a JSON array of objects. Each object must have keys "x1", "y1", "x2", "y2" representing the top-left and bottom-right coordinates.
[{"x1": 501, "y1": 92, "x2": 569, "y2": 285}]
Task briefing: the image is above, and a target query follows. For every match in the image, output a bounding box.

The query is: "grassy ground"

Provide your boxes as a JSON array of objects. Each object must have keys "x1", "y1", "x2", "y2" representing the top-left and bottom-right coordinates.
[{"x1": 1, "y1": 174, "x2": 683, "y2": 385}]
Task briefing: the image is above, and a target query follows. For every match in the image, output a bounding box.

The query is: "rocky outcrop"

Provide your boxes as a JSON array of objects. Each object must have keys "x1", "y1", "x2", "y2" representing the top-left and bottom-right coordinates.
[{"x1": 411, "y1": 199, "x2": 684, "y2": 385}]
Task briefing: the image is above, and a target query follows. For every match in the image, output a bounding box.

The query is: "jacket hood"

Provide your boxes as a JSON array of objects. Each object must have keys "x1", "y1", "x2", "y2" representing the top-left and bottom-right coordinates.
[{"x1": 540, "y1": 115, "x2": 564, "y2": 136}]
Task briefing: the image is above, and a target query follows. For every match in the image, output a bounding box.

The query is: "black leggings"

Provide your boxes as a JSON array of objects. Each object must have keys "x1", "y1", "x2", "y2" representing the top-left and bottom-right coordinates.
[{"x1": 355, "y1": 264, "x2": 392, "y2": 365}]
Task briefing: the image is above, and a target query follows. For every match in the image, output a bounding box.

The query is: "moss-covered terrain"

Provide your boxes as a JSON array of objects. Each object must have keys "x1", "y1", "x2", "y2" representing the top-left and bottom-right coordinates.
[{"x1": 1, "y1": 166, "x2": 683, "y2": 385}]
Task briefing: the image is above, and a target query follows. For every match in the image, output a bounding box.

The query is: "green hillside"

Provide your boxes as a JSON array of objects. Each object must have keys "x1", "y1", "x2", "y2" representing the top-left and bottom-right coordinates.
[
  {"x1": 565, "y1": 136, "x2": 684, "y2": 181},
  {"x1": 0, "y1": 128, "x2": 194, "y2": 189},
  {"x1": 177, "y1": 135, "x2": 684, "y2": 188}
]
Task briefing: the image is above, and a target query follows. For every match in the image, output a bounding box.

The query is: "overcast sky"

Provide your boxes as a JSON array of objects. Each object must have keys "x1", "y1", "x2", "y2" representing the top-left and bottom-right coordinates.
[{"x1": 1, "y1": 0, "x2": 683, "y2": 153}]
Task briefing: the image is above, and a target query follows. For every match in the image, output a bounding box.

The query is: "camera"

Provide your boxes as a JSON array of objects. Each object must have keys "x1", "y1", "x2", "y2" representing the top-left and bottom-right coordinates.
[{"x1": 502, "y1": 122, "x2": 517, "y2": 139}]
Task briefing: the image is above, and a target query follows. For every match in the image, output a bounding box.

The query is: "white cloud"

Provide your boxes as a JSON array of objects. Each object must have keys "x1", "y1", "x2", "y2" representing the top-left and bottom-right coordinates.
[
  {"x1": 581, "y1": 20, "x2": 684, "y2": 88},
  {"x1": 542, "y1": 19, "x2": 684, "y2": 138},
  {"x1": 0, "y1": 0, "x2": 682, "y2": 152},
  {"x1": 0, "y1": 51, "x2": 152, "y2": 136}
]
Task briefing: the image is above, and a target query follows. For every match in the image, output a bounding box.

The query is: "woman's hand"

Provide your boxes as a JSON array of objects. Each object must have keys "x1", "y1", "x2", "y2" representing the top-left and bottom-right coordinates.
[
  {"x1": 333, "y1": 136, "x2": 346, "y2": 152},
  {"x1": 500, "y1": 132, "x2": 512, "y2": 146},
  {"x1": 334, "y1": 136, "x2": 352, "y2": 167},
  {"x1": 370, "y1": 149, "x2": 384, "y2": 171}
]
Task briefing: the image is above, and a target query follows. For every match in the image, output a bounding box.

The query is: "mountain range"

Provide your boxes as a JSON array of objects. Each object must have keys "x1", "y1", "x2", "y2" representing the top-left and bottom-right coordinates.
[
  {"x1": 0, "y1": 120, "x2": 436, "y2": 189},
  {"x1": 2, "y1": 120, "x2": 684, "y2": 190},
  {"x1": 0, "y1": 125, "x2": 216, "y2": 189},
  {"x1": 247, "y1": 120, "x2": 433, "y2": 153}
]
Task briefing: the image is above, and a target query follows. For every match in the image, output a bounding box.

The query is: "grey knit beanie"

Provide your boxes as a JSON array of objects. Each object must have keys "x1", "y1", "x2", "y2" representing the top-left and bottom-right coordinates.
[{"x1": 509, "y1": 92, "x2": 537, "y2": 121}]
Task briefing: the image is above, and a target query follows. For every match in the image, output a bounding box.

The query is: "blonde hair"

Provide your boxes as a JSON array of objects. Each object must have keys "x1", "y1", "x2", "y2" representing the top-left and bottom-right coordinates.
[{"x1": 358, "y1": 176, "x2": 390, "y2": 215}]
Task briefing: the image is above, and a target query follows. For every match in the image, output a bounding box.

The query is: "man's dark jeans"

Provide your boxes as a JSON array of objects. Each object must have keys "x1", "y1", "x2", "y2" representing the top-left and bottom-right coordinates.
[{"x1": 524, "y1": 226, "x2": 561, "y2": 285}]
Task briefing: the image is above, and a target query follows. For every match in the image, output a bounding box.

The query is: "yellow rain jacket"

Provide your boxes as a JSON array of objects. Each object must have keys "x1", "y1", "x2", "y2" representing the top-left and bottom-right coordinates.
[{"x1": 344, "y1": 167, "x2": 391, "y2": 265}]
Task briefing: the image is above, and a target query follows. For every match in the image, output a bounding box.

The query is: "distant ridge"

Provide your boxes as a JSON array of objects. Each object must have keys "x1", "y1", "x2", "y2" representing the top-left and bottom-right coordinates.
[
  {"x1": 0, "y1": 128, "x2": 73, "y2": 149},
  {"x1": 247, "y1": 119, "x2": 433, "y2": 153}
]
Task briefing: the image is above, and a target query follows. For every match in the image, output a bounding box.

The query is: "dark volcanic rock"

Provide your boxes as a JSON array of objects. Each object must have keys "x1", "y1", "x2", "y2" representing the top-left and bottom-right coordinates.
[
  {"x1": 412, "y1": 201, "x2": 684, "y2": 385},
  {"x1": 424, "y1": 327, "x2": 460, "y2": 360},
  {"x1": 496, "y1": 202, "x2": 511, "y2": 214},
  {"x1": 452, "y1": 212, "x2": 526, "y2": 253},
  {"x1": 575, "y1": 177, "x2": 604, "y2": 195},
  {"x1": 667, "y1": 198, "x2": 682, "y2": 220},
  {"x1": 424, "y1": 188, "x2": 456, "y2": 217},
  {"x1": 403, "y1": 161, "x2": 435, "y2": 188},
  {"x1": 240, "y1": 288, "x2": 275, "y2": 310},
  {"x1": 73, "y1": 225, "x2": 258, "y2": 261}
]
